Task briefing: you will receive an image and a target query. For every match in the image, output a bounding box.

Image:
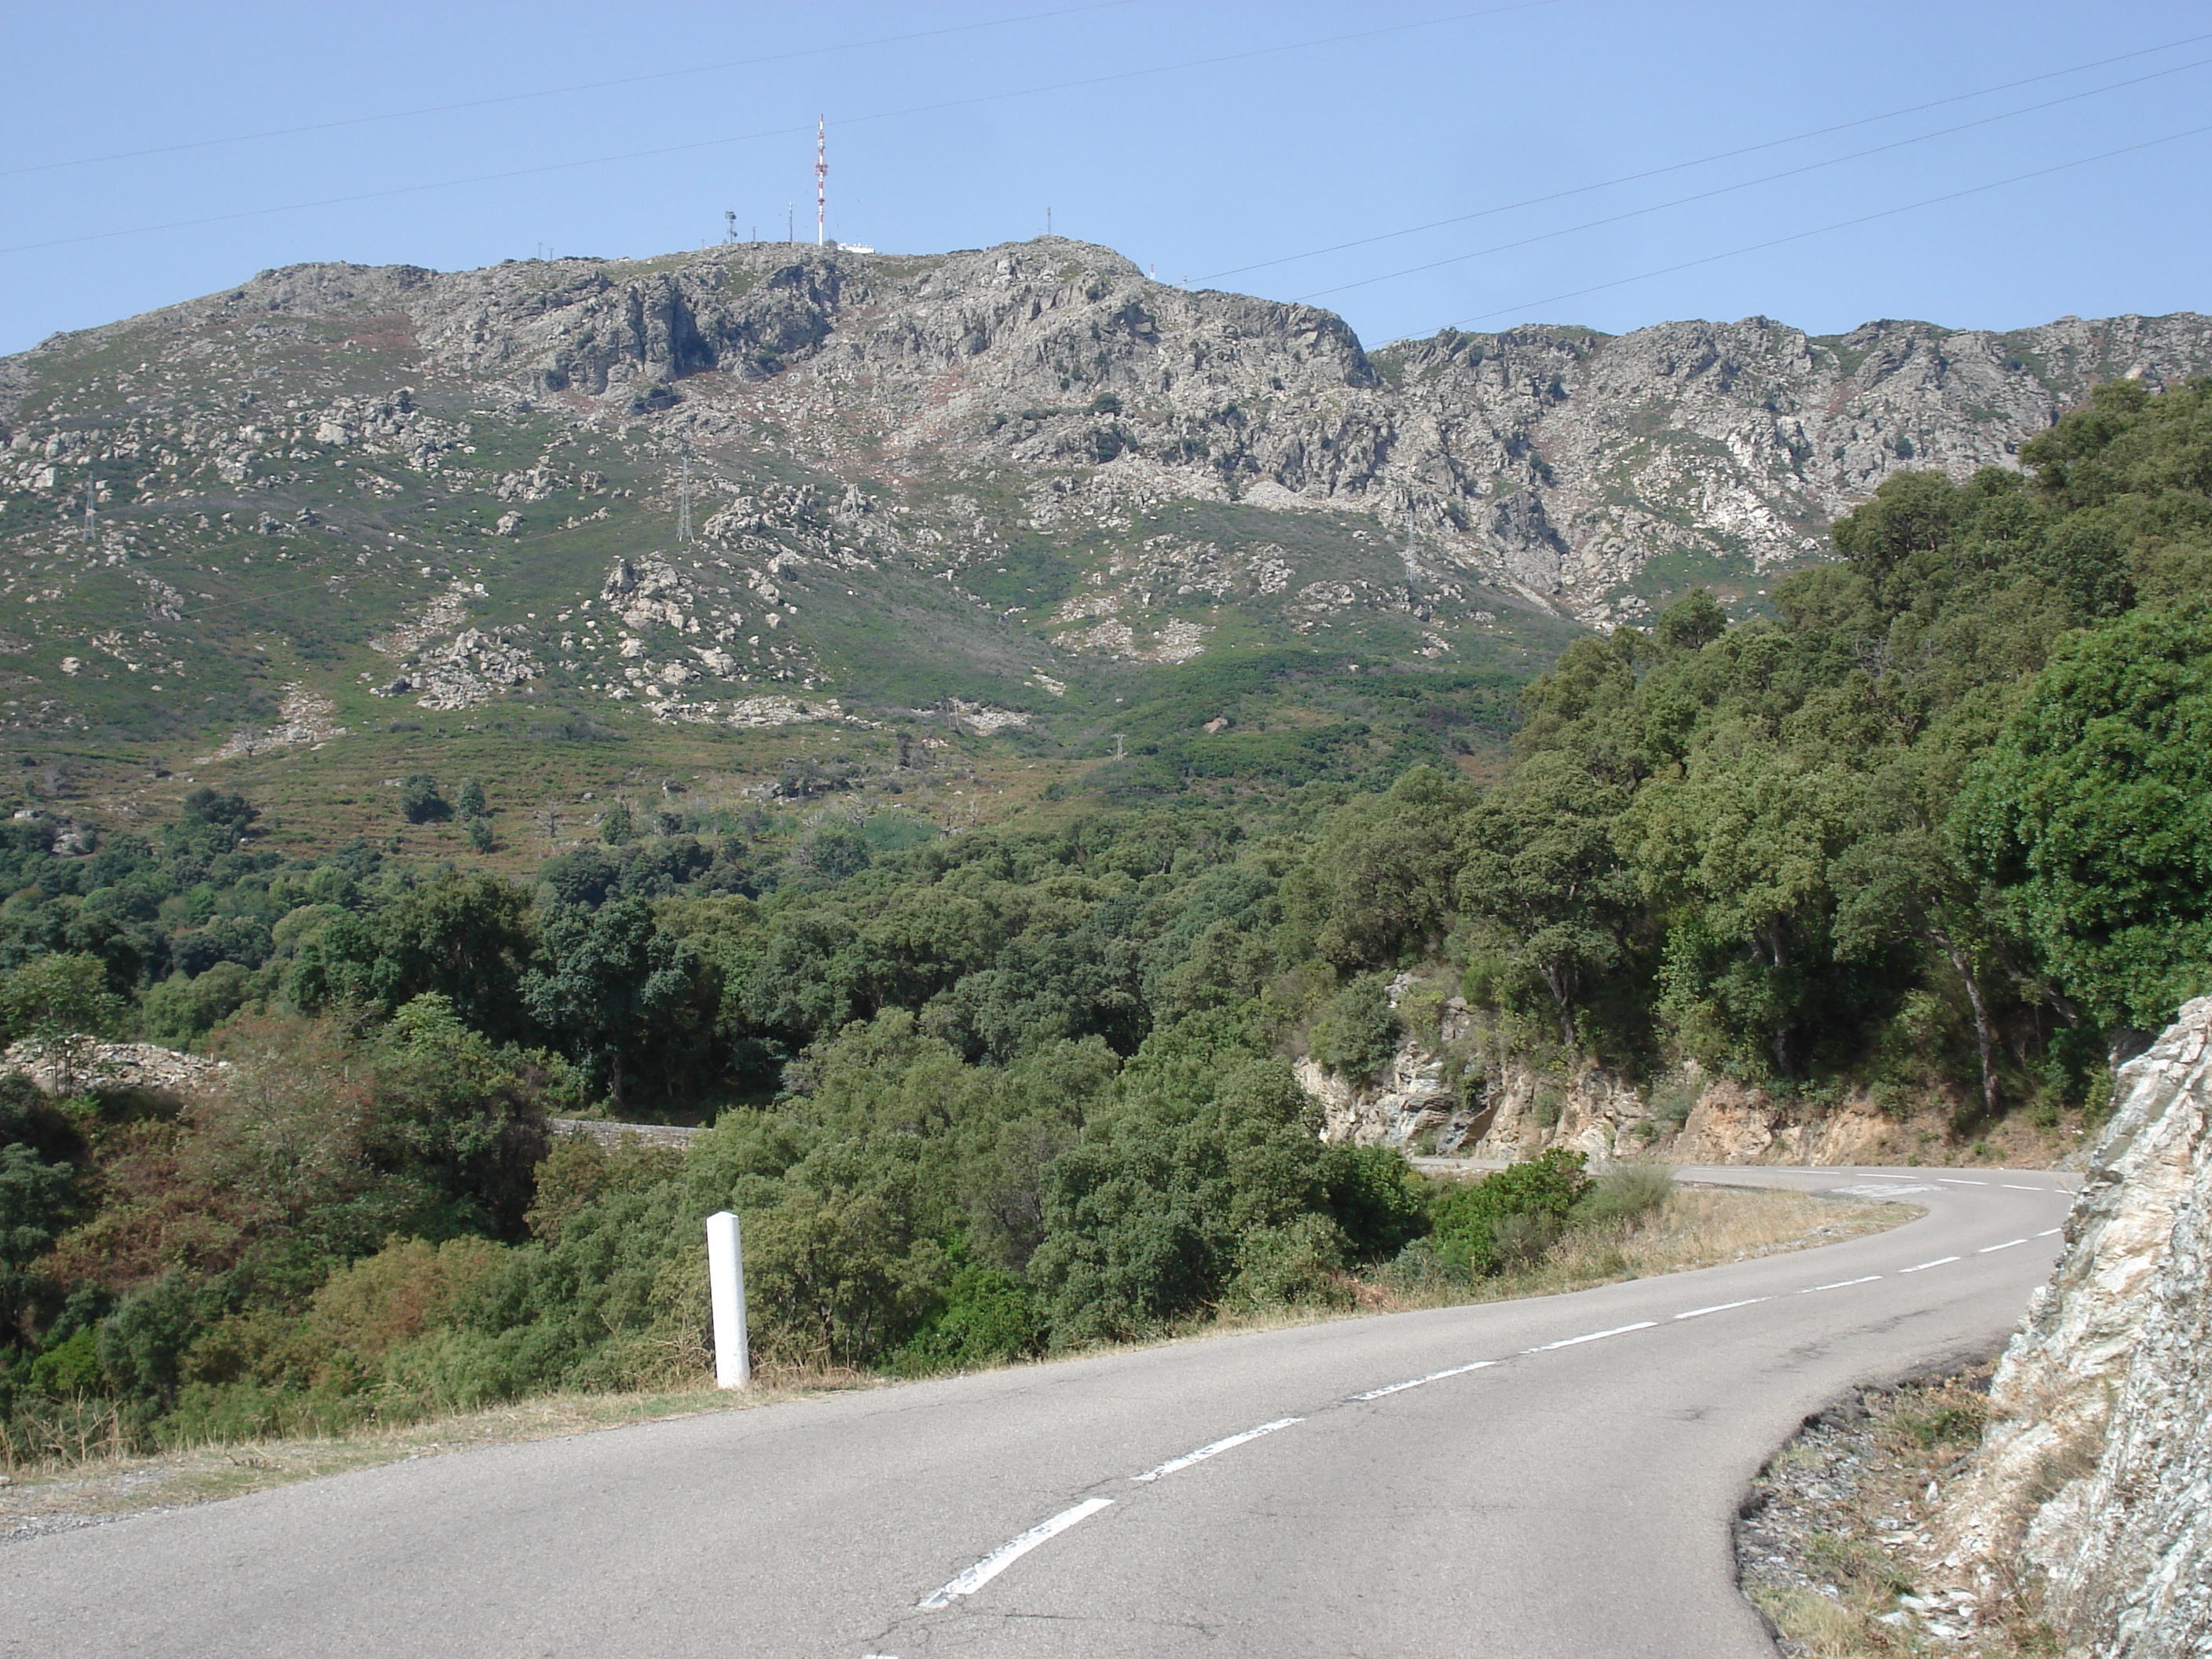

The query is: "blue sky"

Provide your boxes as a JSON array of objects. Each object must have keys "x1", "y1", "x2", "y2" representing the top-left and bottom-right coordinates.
[{"x1": 3, "y1": 1, "x2": 2207, "y2": 357}]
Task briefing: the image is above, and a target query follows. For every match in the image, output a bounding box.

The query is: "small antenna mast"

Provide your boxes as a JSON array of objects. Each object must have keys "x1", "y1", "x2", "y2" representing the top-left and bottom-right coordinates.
[
  {"x1": 815, "y1": 115, "x2": 827, "y2": 246},
  {"x1": 723, "y1": 209, "x2": 735, "y2": 244}
]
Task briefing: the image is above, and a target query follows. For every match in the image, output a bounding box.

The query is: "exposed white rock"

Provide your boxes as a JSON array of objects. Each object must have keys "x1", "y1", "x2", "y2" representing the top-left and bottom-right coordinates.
[
  {"x1": 1943, "y1": 998, "x2": 2212, "y2": 1657},
  {"x1": 0, "y1": 1036, "x2": 230, "y2": 1097},
  {"x1": 1302, "y1": 987, "x2": 1899, "y2": 1166},
  {"x1": 199, "y1": 682, "x2": 346, "y2": 760},
  {"x1": 946, "y1": 700, "x2": 1030, "y2": 735},
  {"x1": 602, "y1": 556, "x2": 691, "y2": 632},
  {"x1": 65, "y1": 244, "x2": 2207, "y2": 628},
  {"x1": 648, "y1": 693, "x2": 852, "y2": 728}
]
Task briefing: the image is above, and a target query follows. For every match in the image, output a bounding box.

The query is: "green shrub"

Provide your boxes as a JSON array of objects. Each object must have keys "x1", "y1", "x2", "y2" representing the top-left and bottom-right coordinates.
[
  {"x1": 742, "y1": 1185, "x2": 937, "y2": 1368},
  {"x1": 1031, "y1": 1042, "x2": 1327, "y2": 1346},
  {"x1": 161, "y1": 1379, "x2": 357, "y2": 1446},
  {"x1": 1485, "y1": 1209, "x2": 1562, "y2": 1269},
  {"x1": 1647, "y1": 1076, "x2": 1698, "y2": 1129},
  {"x1": 140, "y1": 961, "x2": 252, "y2": 1047},
  {"x1": 1382, "y1": 1236, "x2": 1462, "y2": 1293},
  {"x1": 24, "y1": 1326, "x2": 102, "y2": 1397},
  {"x1": 1425, "y1": 1148, "x2": 1591, "y2": 1276},
  {"x1": 398, "y1": 775, "x2": 449, "y2": 824},
  {"x1": 381, "y1": 1325, "x2": 527, "y2": 1412},
  {"x1": 309, "y1": 1236, "x2": 511, "y2": 1366},
  {"x1": 1319, "y1": 1143, "x2": 1429, "y2": 1262},
  {"x1": 887, "y1": 1267, "x2": 1046, "y2": 1376},
  {"x1": 1309, "y1": 975, "x2": 1402, "y2": 1085},
  {"x1": 526, "y1": 1134, "x2": 685, "y2": 1243},
  {"x1": 1222, "y1": 1213, "x2": 1351, "y2": 1311},
  {"x1": 0, "y1": 953, "x2": 128, "y2": 1043},
  {"x1": 97, "y1": 1271, "x2": 203, "y2": 1406},
  {"x1": 1570, "y1": 1163, "x2": 1675, "y2": 1229}
]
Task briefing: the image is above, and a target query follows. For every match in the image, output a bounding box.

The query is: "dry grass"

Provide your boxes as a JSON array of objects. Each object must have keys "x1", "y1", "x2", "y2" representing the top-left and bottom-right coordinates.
[
  {"x1": 2, "y1": 1362, "x2": 880, "y2": 1540},
  {"x1": 1362, "y1": 1183, "x2": 1911, "y2": 1316},
  {"x1": 1738, "y1": 1365, "x2": 2064, "y2": 1657},
  {"x1": 1148, "y1": 1184, "x2": 1909, "y2": 1349},
  {"x1": 2, "y1": 1183, "x2": 1908, "y2": 1537}
]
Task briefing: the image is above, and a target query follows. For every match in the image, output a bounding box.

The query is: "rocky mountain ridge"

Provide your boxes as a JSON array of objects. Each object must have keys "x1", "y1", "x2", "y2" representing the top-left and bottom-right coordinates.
[{"x1": 2, "y1": 237, "x2": 2207, "y2": 753}]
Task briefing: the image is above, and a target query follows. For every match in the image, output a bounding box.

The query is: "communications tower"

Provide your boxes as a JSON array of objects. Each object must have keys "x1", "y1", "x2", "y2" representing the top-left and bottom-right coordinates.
[{"x1": 815, "y1": 116, "x2": 826, "y2": 246}]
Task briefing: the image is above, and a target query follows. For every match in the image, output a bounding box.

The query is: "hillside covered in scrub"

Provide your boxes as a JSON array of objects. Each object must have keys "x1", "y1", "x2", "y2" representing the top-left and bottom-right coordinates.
[
  {"x1": 0, "y1": 375, "x2": 2207, "y2": 1459},
  {"x1": 1, "y1": 236, "x2": 2207, "y2": 800}
]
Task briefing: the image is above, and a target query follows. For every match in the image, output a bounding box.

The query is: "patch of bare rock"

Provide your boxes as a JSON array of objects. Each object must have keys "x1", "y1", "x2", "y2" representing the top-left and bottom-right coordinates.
[
  {"x1": 1298, "y1": 972, "x2": 2034, "y2": 1169},
  {"x1": 0, "y1": 1037, "x2": 229, "y2": 1098}
]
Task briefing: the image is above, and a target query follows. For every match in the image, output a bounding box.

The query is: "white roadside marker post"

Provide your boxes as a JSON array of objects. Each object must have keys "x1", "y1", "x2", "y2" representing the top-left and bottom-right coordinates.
[{"x1": 706, "y1": 1210, "x2": 750, "y2": 1389}]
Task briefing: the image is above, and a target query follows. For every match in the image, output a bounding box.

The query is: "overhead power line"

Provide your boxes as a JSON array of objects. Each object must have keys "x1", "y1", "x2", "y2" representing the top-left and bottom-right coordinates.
[
  {"x1": 1448, "y1": 122, "x2": 2212, "y2": 331},
  {"x1": 0, "y1": 2, "x2": 1558, "y2": 259},
  {"x1": 1203, "y1": 27, "x2": 2212, "y2": 283},
  {"x1": 0, "y1": 0, "x2": 1145, "y2": 180},
  {"x1": 1289, "y1": 52, "x2": 2212, "y2": 304}
]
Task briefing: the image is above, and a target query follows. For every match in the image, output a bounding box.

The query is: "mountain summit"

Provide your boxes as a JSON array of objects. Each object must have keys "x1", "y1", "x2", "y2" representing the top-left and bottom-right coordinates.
[{"x1": 2, "y1": 237, "x2": 2207, "y2": 753}]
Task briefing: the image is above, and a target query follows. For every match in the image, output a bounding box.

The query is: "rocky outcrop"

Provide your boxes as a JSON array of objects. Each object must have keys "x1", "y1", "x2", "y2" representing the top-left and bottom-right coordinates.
[
  {"x1": 9, "y1": 240, "x2": 2210, "y2": 749},
  {"x1": 1303, "y1": 997, "x2": 1901, "y2": 1166},
  {"x1": 1667, "y1": 1074, "x2": 1898, "y2": 1166},
  {"x1": 1943, "y1": 997, "x2": 2212, "y2": 1657},
  {"x1": 1297, "y1": 1047, "x2": 1471, "y2": 1152},
  {"x1": 0, "y1": 1036, "x2": 229, "y2": 1097},
  {"x1": 548, "y1": 1116, "x2": 702, "y2": 1152},
  {"x1": 16, "y1": 241, "x2": 2209, "y2": 632},
  {"x1": 1299, "y1": 980, "x2": 1493, "y2": 1154}
]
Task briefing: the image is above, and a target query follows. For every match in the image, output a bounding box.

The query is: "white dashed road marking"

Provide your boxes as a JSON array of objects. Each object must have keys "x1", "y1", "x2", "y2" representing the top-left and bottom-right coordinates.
[
  {"x1": 1674, "y1": 1298, "x2": 1770, "y2": 1320},
  {"x1": 1350, "y1": 1360, "x2": 1498, "y2": 1400},
  {"x1": 1899, "y1": 1255, "x2": 1961, "y2": 1273},
  {"x1": 1522, "y1": 1321, "x2": 1657, "y2": 1353},
  {"x1": 910, "y1": 1177, "x2": 2066, "y2": 1624},
  {"x1": 918, "y1": 1499, "x2": 1115, "y2": 1610},
  {"x1": 1132, "y1": 1419, "x2": 1302, "y2": 1483}
]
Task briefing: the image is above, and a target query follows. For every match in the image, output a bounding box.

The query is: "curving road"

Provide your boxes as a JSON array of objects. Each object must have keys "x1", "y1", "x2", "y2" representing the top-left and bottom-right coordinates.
[{"x1": 2, "y1": 1166, "x2": 2075, "y2": 1658}]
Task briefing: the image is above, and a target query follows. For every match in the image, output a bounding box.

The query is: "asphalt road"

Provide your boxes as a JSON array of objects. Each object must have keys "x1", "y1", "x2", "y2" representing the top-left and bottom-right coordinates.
[{"x1": 2, "y1": 1166, "x2": 2075, "y2": 1659}]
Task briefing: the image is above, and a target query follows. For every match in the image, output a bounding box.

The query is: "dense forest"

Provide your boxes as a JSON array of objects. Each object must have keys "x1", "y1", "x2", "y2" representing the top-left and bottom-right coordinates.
[{"x1": 0, "y1": 378, "x2": 2205, "y2": 1459}]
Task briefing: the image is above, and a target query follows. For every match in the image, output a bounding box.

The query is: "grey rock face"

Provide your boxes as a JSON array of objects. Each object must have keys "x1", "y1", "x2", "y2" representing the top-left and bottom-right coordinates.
[
  {"x1": 2037, "y1": 1002, "x2": 2212, "y2": 1657},
  {"x1": 1945, "y1": 998, "x2": 2212, "y2": 1657},
  {"x1": 27, "y1": 240, "x2": 2204, "y2": 628}
]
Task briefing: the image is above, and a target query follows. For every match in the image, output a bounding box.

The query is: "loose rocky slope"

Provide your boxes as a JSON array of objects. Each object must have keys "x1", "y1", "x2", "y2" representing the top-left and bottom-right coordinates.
[{"x1": 2, "y1": 238, "x2": 2207, "y2": 756}]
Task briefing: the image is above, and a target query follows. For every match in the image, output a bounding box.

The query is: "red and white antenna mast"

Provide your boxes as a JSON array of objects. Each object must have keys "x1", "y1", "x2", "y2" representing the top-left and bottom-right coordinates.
[{"x1": 815, "y1": 115, "x2": 826, "y2": 246}]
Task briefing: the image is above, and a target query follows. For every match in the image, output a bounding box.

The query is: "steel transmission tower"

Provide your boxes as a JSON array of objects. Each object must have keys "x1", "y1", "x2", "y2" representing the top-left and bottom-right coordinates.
[{"x1": 815, "y1": 116, "x2": 827, "y2": 246}]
